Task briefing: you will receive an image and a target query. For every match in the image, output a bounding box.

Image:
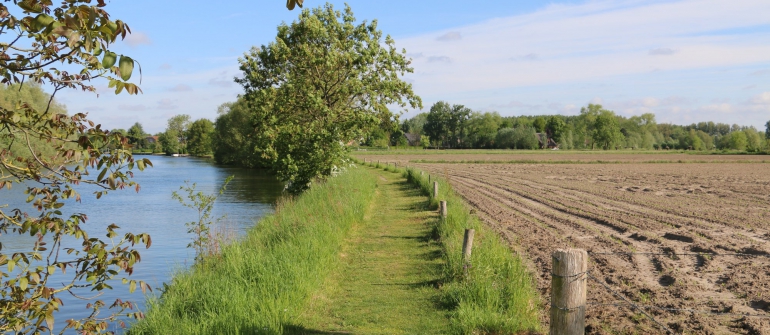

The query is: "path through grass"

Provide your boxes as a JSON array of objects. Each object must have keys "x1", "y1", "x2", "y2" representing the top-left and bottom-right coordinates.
[{"x1": 295, "y1": 168, "x2": 450, "y2": 334}]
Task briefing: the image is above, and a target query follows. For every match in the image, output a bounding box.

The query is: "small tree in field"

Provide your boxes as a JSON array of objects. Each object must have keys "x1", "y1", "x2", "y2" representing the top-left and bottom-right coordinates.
[{"x1": 236, "y1": 4, "x2": 421, "y2": 193}]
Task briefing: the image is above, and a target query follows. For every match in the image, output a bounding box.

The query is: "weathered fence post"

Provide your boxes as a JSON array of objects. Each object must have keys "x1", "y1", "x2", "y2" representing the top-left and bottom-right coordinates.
[
  {"x1": 433, "y1": 181, "x2": 439, "y2": 198},
  {"x1": 420, "y1": 171, "x2": 424, "y2": 176},
  {"x1": 439, "y1": 200, "x2": 447, "y2": 218},
  {"x1": 550, "y1": 249, "x2": 588, "y2": 335},
  {"x1": 462, "y1": 228, "x2": 475, "y2": 277}
]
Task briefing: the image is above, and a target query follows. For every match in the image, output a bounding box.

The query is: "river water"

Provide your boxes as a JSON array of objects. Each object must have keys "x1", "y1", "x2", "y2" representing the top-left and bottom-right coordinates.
[{"x1": 0, "y1": 156, "x2": 284, "y2": 332}]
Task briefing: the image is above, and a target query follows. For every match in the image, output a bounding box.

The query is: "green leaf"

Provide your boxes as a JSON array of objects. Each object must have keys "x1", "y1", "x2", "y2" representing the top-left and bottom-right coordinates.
[
  {"x1": 93, "y1": 45, "x2": 103, "y2": 56},
  {"x1": 129, "y1": 280, "x2": 136, "y2": 293},
  {"x1": 7, "y1": 260, "x2": 15, "y2": 272},
  {"x1": 102, "y1": 51, "x2": 117, "y2": 68},
  {"x1": 97, "y1": 168, "x2": 108, "y2": 182},
  {"x1": 119, "y1": 55, "x2": 134, "y2": 81},
  {"x1": 32, "y1": 14, "x2": 54, "y2": 31},
  {"x1": 19, "y1": 277, "x2": 28, "y2": 291}
]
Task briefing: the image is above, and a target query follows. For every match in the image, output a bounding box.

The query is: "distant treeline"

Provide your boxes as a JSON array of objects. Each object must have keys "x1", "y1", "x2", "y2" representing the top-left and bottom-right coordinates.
[
  {"x1": 373, "y1": 101, "x2": 770, "y2": 152},
  {"x1": 125, "y1": 100, "x2": 770, "y2": 164}
]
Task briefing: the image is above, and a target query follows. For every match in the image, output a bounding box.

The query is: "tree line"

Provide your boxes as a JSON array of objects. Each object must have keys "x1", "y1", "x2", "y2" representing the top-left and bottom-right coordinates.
[{"x1": 377, "y1": 101, "x2": 770, "y2": 152}]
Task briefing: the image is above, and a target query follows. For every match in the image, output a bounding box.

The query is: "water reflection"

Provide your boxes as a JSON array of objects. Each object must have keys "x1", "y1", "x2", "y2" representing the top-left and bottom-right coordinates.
[{"x1": 0, "y1": 156, "x2": 283, "y2": 332}]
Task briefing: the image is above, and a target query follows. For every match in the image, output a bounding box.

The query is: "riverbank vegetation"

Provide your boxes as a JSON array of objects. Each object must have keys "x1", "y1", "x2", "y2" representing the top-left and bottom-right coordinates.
[{"x1": 129, "y1": 168, "x2": 377, "y2": 334}]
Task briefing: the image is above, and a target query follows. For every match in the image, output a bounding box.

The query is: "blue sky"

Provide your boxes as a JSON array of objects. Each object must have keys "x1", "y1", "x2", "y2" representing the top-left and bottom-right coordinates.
[{"x1": 55, "y1": 0, "x2": 770, "y2": 134}]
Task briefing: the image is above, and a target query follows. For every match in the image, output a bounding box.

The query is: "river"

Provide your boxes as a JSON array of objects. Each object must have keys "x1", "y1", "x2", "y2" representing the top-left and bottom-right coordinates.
[{"x1": 0, "y1": 155, "x2": 284, "y2": 333}]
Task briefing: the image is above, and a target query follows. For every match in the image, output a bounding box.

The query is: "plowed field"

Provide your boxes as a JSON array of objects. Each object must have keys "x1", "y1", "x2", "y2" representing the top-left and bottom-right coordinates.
[{"x1": 359, "y1": 152, "x2": 770, "y2": 334}]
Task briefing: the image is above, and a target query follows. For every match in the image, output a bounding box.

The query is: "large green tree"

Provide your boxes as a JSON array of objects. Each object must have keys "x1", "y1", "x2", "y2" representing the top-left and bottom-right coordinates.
[
  {"x1": 187, "y1": 118, "x2": 215, "y2": 156},
  {"x1": 127, "y1": 122, "x2": 147, "y2": 149},
  {"x1": 236, "y1": 4, "x2": 420, "y2": 193},
  {"x1": 592, "y1": 110, "x2": 624, "y2": 150},
  {"x1": 0, "y1": 1, "x2": 151, "y2": 333}
]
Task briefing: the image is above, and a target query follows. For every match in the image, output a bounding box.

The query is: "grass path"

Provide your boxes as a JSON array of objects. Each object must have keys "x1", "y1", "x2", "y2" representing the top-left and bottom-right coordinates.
[{"x1": 294, "y1": 168, "x2": 450, "y2": 334}]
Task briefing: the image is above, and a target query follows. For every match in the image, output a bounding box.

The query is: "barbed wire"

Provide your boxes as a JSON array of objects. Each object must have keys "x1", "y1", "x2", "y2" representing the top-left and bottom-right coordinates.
[
  {"x1": 587, "y1": 272, "x2": 677, "y2": 334},
  {"x1": 589, "y1": 251, "x2": 770, "y2": 258},
  {"x1": 586, "y1": 302, "x2": 770, "y2": 319}
]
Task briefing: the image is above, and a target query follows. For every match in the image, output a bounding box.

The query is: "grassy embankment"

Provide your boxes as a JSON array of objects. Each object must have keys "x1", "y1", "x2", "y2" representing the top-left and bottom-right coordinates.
[
  {"x1": 131, "y1": 163, "x2": 540, "y2": 334},
  {"x1": 130, "y1": 168, "x2": 378, "y2": 334},
  {"x1": 367, "y1": 161, "x2": 541, "y2": 334},
  {"x1": 296, "y1": 168, "x2": 451, "y2": 334}
]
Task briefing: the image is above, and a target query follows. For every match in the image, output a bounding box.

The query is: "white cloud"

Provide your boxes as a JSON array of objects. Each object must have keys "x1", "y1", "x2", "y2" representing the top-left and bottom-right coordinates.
[
  {"x1": 124, "y1": 32, "x2": 152, "y2": 48},
  {"x1": 157, "y1": 99, "x2": 178, "y2": 110},
  {"x1": 399, "y1": 0, "x2": 770, "y2": 96},
  {"x1": 436, "y1": 31, "x2": 461, "y2": 41},
  {"x1": 119, "y1": 104, "x2": 147, "y2": 111},
  {"x1": 511, "y1": 53, "x2": 540, "y2": 61},
  {"x1": 208, "y1": 71, "x2": 233, "y2": 88},
  {"x1": 427, "y1": 56, "x2": 451, "y2": 63},
  {"x1": 749, "y1": 92, "x2": 770, "y2": 105},
  {"x1": 648, "y1": 48, "x2": 676, "y2": 56},
  {"x1": 168, "y1": 84, "x2": 193, "y2": 92}
]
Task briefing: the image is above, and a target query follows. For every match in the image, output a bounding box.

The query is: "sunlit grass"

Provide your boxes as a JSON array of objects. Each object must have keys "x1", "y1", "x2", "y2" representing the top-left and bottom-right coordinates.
[
  {"x1": 129, "y1": 167, "x2": 377, "y2": 334},
  {"x1": 375, "y1": 161, "x2": 542, "y2": 334}
]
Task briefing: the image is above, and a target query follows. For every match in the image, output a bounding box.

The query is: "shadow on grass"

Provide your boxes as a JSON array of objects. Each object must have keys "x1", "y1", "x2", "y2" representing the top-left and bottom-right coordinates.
[{"x1": 283, "y1": 325, "x2": 353, "y2": 334}]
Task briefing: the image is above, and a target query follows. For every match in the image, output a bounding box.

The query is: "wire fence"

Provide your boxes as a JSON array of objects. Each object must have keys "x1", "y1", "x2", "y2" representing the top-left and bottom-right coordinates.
[{"x1": 572, "y1": 250, "x2": 770, "y2": 334}]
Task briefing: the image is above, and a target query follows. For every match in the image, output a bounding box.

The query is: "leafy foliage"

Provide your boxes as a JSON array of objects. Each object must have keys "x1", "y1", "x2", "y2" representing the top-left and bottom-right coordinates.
[
  {"x1": 127, "y1": 122, "x2": 147, "y2": 149},
  {"x1": 0, "y1": 1, "x2": 152, "y2": 333},
  {"x1": 172, "y1": 177, "x2": 233, "y2": 262},
  {"x1": 186, "y1": 118, "x2": 214, "y2": 156},
  {"x1": 212, "y1": 101, "x2": 269, "y2": 168},
  {"x1": 422, "y1": 101, "x2": 471, "y2": 148},
  {"x1": 235, "y1": 3, "x2": 421, "y2": 193}
]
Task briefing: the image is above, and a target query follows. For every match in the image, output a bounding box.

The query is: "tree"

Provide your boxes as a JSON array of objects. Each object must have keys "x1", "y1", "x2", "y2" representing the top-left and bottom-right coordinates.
[
  {"x1": 592, "y1": 110, "x2": 623, "y2": 150},
  {"x1": 532, "y1": 117, "x2": 547, "y2": 133},
  {"x1": 213, "y1": 101, "x2": 269, "y2": 168},
  {"x1": 423, "y1": 101, "x2": 452, "y2": 147},
  {"x1": 765, "y1": 120, "x2": 770, "y2": 139},
  {"x1": 235, "y1": 4, "x2": 420, "y2": 193},
  {"x1": 187, "y1": 118, "x2": 215, "y2": 156},
  {"x1": 158, "y1": 130, "x2": 180, "y2": 155},
  {"x1": 127, "y1": 122, "x2": 147, "y2": 149},
  {"x1": 166, "y1": 114, "x2": 191, "y2": 151},
  {"x1": 545, "y1": 116, "x2": 566, "y2": 143},
  {"x1": 0, "y1": 1, "x2": 151, "y2": 333}
]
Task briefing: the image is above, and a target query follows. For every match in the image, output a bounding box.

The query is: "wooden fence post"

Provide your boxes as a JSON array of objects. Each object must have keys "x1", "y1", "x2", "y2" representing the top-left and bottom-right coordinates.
[
  {"x1": 433, "y1": 181, "x2": 438, "y2": 198},
  {"x1": 462, "y1": 229, "x2": 475, "y2": 277},
  {"x1": 439, "y1": 200, "x2": 447, "y2": 218},
  {"x1": 462, "y1": 229, "x2": 474, "y2": 260},
  {"x1": 420, "y1": 171, "x2": 424, "y2": 176},
  {"x1": 550, "y1": 249, "x2": 588, "y2": 335}
]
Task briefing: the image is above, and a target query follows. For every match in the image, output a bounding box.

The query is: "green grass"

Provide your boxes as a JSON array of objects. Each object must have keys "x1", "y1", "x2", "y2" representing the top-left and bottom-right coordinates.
[
  {"x1": 129, "y1": 168, "x2": 377, "y2": 335},
  {"x1": 370, "y1": 162, "x2": 542, "y2": 334},
  {"x1": 295, "y1": 168, "x2": 451, "y2": 334}
]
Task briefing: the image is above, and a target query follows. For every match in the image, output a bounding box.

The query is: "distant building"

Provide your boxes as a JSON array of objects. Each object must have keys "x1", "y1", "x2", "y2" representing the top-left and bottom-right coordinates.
[
  {"x1": 146, "y1": 136, "x2": 159, "y2": 144},
  {"x1": 535, "y1": 133, "x2": 559, "y2": 149},
  {"x1": 404, "y1": 133, "x2": 421, "y2": 146}
]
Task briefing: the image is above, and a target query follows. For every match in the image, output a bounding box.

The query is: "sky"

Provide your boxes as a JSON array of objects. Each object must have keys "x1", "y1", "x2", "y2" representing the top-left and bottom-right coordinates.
[{"x1": 52, "y1": 0, "x2": 770, "y2": 134}]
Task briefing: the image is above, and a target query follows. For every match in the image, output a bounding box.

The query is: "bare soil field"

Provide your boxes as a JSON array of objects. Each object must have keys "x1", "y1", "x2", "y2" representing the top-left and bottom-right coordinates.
[{"x1": 359, "y1": 152, "x2": 770, "y2": 334}]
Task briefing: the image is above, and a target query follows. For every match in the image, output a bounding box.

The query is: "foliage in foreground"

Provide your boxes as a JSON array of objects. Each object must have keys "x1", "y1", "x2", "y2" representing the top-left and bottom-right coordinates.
[
  {"x1": 234, "y1": 3, "x2": 421, "y2": 193},
  {"x1": 374, "y1": 162, "x2": 541, "y2": 334},
  {"x1": 129, "y1": 168, "x2": 377, "y2": 334},
  {"x1": 0, "y1": 1, "x2": 154, "y2": 333}
]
